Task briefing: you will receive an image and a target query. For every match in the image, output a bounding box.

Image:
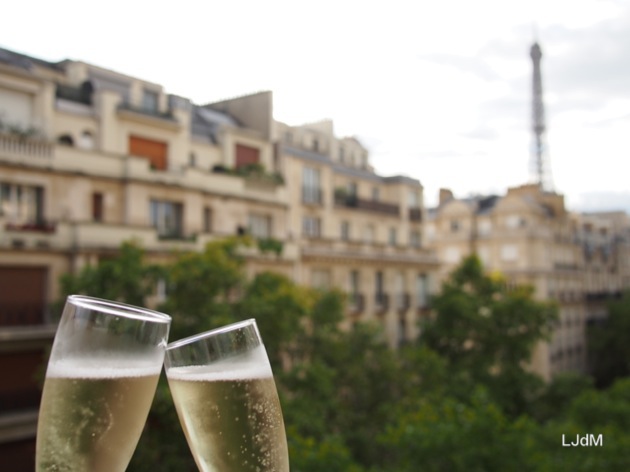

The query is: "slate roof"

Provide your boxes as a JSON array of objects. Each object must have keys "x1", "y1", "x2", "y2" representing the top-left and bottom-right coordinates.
[
  {"x1": 190, "y1": 105, "x2": 240, "y2": 142},
  {"x1": 0, "y1": 46, "x2": 64, "y2": 72}
]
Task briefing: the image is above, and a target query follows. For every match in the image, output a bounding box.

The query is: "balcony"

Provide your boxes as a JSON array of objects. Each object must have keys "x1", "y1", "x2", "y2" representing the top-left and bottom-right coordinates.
[
  {"x1": 375, "y1": 293, "x2": 389, "y2": 312},
  {"x1": 0, "y1": 303, "x2": 46, "y2": 327},
  {"x1": 348, "y1": 293, "x2": 365, "y2": 313},
  {"x1": 117, "y1": 102, "x2": 179, "y2": 130},
  {"x1": 416, "y1": 295, "x2": 431, "y2": 312},
  {"x1": 554, "y1": 262, "x2": 580, "y2": 271},
  {"x1": 334, "y1": 192, "x2": 400, "y2": 216},
  {"x1": 56, "y1": 83, "x2": 92, "y2": 105},
  {"x1": 212, "y1": 164, "x2": 284, "y2": 188},
  {"x1": 5, "y1": 220, "x2": 56, "y2": 234},
  {"x1": 300, "y1": 237, "x2": 439, "y2": 267},
  {"x1": 118, "y1": 102, "x2": 175, "y2": 120},
  {"x1": 0, "y1": 133, "x2": 54, "y2": 160},
  {"x1": 395, "y1": 292, "x2": 410, "y2": 312},
  {"x1": 409, "y1": 208, "x2": 422, "y2": 222}
]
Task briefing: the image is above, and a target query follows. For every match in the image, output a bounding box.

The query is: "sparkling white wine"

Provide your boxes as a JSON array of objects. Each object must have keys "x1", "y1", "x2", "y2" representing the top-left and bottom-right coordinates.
[
  {"x1": 167, "y1": 352, "x2": 289, "y2": 472},
  {"x1": 36, "y1": 362, "x2": 160, "y2": 472}
]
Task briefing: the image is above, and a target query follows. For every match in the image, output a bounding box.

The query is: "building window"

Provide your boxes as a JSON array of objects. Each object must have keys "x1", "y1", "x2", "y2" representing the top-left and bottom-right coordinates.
[
  {"x1": 408, "y1": 190, "x2": 420, "y2": 208},
  {"x1": 248, "y1": 214, "x2": 272, "y2": 238},
  {"x1": 426, "y1": 224, "x2": 435, "y2": 242},
  {"x1": 505, "y1": 215, "x2": 527, "y2": 229},
  {"x1": 389, "y1": 227, "x2": 397, "y2": 246},
  {"x1": 150, "y1": 200, "x2": 183, "y2": 238},
  {"x1": 0, "y1": 182, "x2": 44, "y2": 225},
  {"x1": 79, "y1": 130, "x2": 94, "y2": 149},
  {"x1": 349, "y1": 270, "x2": 360, "y2": 296},
  {"x1": 397, "y1": 316, "x2": 407, "y2": 347},
  {"x1": 478, "y1": 219, "x2": 492, "y2": 236},
  {"x1": 58, "y1": 134, "x2": 74, "y2": 146},
  {"x1": 372, "y1": 187, "x2": 380, "y2": 201},
  {"x1": 416, "y1": 273, "x2": 429, "y2": 308},
  {"x1": 341, "y1": 221, "x2": 350, "y2": 241},
  {"x1": 410, "y1": 230, "x2": 421, "y2": 248},
  {"x1": 156, "y1": 278, "x2": 167, "y2": 303},
  {"x1": 375, "y1": 270, "x2": 387, "y2": 309},
  {"x1": 203, "y1": 207, "x2": 212, "y2": 233},
  {"x1": 375, "y1": 270, "x2": 384, "y2": 296},
  {"x1": 339, "y1": 146, "x2": 345, "y2": 163},
  {"x1": 311, "y1": 269, "x2": 331, "y2": 289},
  {"x1": 394, "y1": 271, "x2": 405, "y2": 308},
  {"x1": 312, "y1": 137, "x2": 319, "y2": 152},
  {"x1": 450, "y1": 220, "x2": 460, "y2": 232},
  {"x1": 92, "y1": 192, "x2": 104, "y2": 222},
  {"x1": 347, "y1": 182, "x2": 358, "y2": 197},
  {"x1": 364, "y1": 224, "x2": 375, "y2": 244},
  {"x1": 302, "y1": 167, "x2": 322, "y2": 204},
  {"x1": 501, "y1": 244, "x2": 518, "y2": 261},
  {"x1": 303, "y1": 216, "x2": 321, "y2": 238},
  {"x1": 189, "y1": 152, "x2": 197, "y2": 167},
  {"x1": 444, "y1": 246, "x2": 460, "y2": 263},
  {"x1": 142, "y1": 89, "x2": 159, "y2": 112},
  {"x1": 478, "y1": 247, "x2": 490, "y2": 266}
]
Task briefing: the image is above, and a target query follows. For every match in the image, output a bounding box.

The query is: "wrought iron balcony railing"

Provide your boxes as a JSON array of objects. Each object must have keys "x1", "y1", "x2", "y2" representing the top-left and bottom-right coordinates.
[
  {"x1": 348, "y1": 293, "x2": 365, "y2": 313},
  {"x1": 334, "y1": 194, "x2": 400, "y2": 216},
  {"x1": 302, "y1": 187, "x2": 323, "y2": 205},
  {"x1": 375, "y1": 293, "x2": 389, "y2": 312},
  {"x1": 395, "y1": 292, "x2": 410, "y2": 312},
  {"x1": 118, "y1": 102, "x2": 176, "y2": 121}
]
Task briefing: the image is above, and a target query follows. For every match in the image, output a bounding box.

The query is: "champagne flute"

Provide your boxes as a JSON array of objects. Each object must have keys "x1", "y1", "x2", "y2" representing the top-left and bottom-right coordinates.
[
  {"x1": 165, "y1": 319, "x2": 289, "y2": 472},
  {"x1": 36, "y1": 295, "x2": 171, "y2": 472}
]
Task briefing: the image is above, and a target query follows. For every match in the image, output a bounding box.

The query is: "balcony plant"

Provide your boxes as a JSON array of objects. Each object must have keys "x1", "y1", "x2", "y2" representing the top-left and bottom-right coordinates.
[{"x1": 257, "y1": 237, "x2": 283, "y2": 256}]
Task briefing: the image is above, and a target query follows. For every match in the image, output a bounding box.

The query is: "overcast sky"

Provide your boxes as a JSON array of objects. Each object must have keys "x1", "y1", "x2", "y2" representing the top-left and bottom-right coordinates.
[{"x1": 3, "y1": 0, "x2": 628, "y2": 211}]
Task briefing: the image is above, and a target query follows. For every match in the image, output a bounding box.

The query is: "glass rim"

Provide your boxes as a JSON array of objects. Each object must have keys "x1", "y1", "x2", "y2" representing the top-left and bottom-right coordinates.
[
  {"x1": 68, "y1": 294, "x2": 172, "y2": 324},
  {"x1": 166, "y1": 318, "x2": 258, "y2": 351}
]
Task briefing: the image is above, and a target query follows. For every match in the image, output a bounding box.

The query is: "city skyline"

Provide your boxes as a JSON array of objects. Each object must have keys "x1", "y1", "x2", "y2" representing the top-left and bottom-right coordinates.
[{"x1": 2, "y1": 0, "x2": 628, "y2": 212}]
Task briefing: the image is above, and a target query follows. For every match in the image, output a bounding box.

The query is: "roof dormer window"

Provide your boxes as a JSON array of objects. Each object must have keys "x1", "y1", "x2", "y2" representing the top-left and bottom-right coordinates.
[{"x1": 142, "y1": 89, "x2": 159, "y2": 112}]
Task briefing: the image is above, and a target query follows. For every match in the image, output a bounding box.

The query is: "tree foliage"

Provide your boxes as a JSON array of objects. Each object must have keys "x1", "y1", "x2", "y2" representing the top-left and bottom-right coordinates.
[
  {"x1": 59, "y1": 240, "x2": 160, "y2": 307},
  {"x1": 587, "y1": 291, "x2": 630, "y2": 388},
  {"x1": 56, "y1": 244, "x2": 630, "y2": 471},
  {"x1": 420, "y1": 255, "x2": 558, "y2": 416}
]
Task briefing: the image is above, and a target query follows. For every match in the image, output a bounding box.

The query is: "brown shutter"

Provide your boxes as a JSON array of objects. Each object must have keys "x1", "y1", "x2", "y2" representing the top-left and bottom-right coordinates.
[
  {"x1": 235, "y1": 144, "x2": 260, "y2": 168},
  {"x1": 0, "y1": 266, "x2": 47, "y2": 326},
  {"x1": 129, "y1": 135, "x2": 168, "y2": 170}
]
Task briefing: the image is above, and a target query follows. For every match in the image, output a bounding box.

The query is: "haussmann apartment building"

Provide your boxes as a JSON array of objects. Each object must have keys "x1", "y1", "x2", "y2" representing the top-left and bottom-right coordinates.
[
  {"x1": 1, "y1": 45, "x2": 629, "y2": 466},
  {"x1": 0, "y1": 46, "x2": 438, "y2": 464}
]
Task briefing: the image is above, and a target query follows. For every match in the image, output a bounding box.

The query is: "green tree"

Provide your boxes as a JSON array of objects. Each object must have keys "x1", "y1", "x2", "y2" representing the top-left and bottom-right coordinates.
[
  {"x1": 587, "y1": 291, "x2": 630, "y2": 388},
  {"x1": 419, "y1": 255, "x2": 558, "y2": 416},
  {"x1": 532, "y1": 378, "x2": 630, "y2": 471},
  {"x1": 158, "y1": 237, "x2": 247, "y2": 340},
  {"x1": 235, "y1": 271, "x2": 311, "y2": 370},
  {"x1": 380, "y1": 388, "x2": 540, "y2": 472},
  {"x1": 531, "y1": 372, "x2": 594, "y2": 423},
  {"x1": 59, "y1": 240, "x2": 160, "y2": 308}
]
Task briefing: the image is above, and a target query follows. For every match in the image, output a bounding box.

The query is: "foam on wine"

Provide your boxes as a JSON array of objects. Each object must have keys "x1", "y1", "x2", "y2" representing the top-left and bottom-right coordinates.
[
  {"x1": 46, "y1": 358, "x2": 163, "y2": 379},
  {"x1": 166, "y1": 346, "x2": 273, "y2": 381}
]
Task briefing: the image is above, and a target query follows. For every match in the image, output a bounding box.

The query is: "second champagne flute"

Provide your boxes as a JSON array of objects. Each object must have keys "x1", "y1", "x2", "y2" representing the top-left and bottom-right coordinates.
[{"x1": 165, "y1": 319, "x2": 289, "y2": 472}]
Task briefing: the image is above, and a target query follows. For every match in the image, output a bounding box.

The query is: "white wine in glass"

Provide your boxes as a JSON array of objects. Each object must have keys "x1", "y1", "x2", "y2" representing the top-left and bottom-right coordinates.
[
  {"x1": 35, "y1": 295, "x2": 171, "y2": 472},
  {"x1": 166, "y1": 319, "x2": 289, "y2": 472}
]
